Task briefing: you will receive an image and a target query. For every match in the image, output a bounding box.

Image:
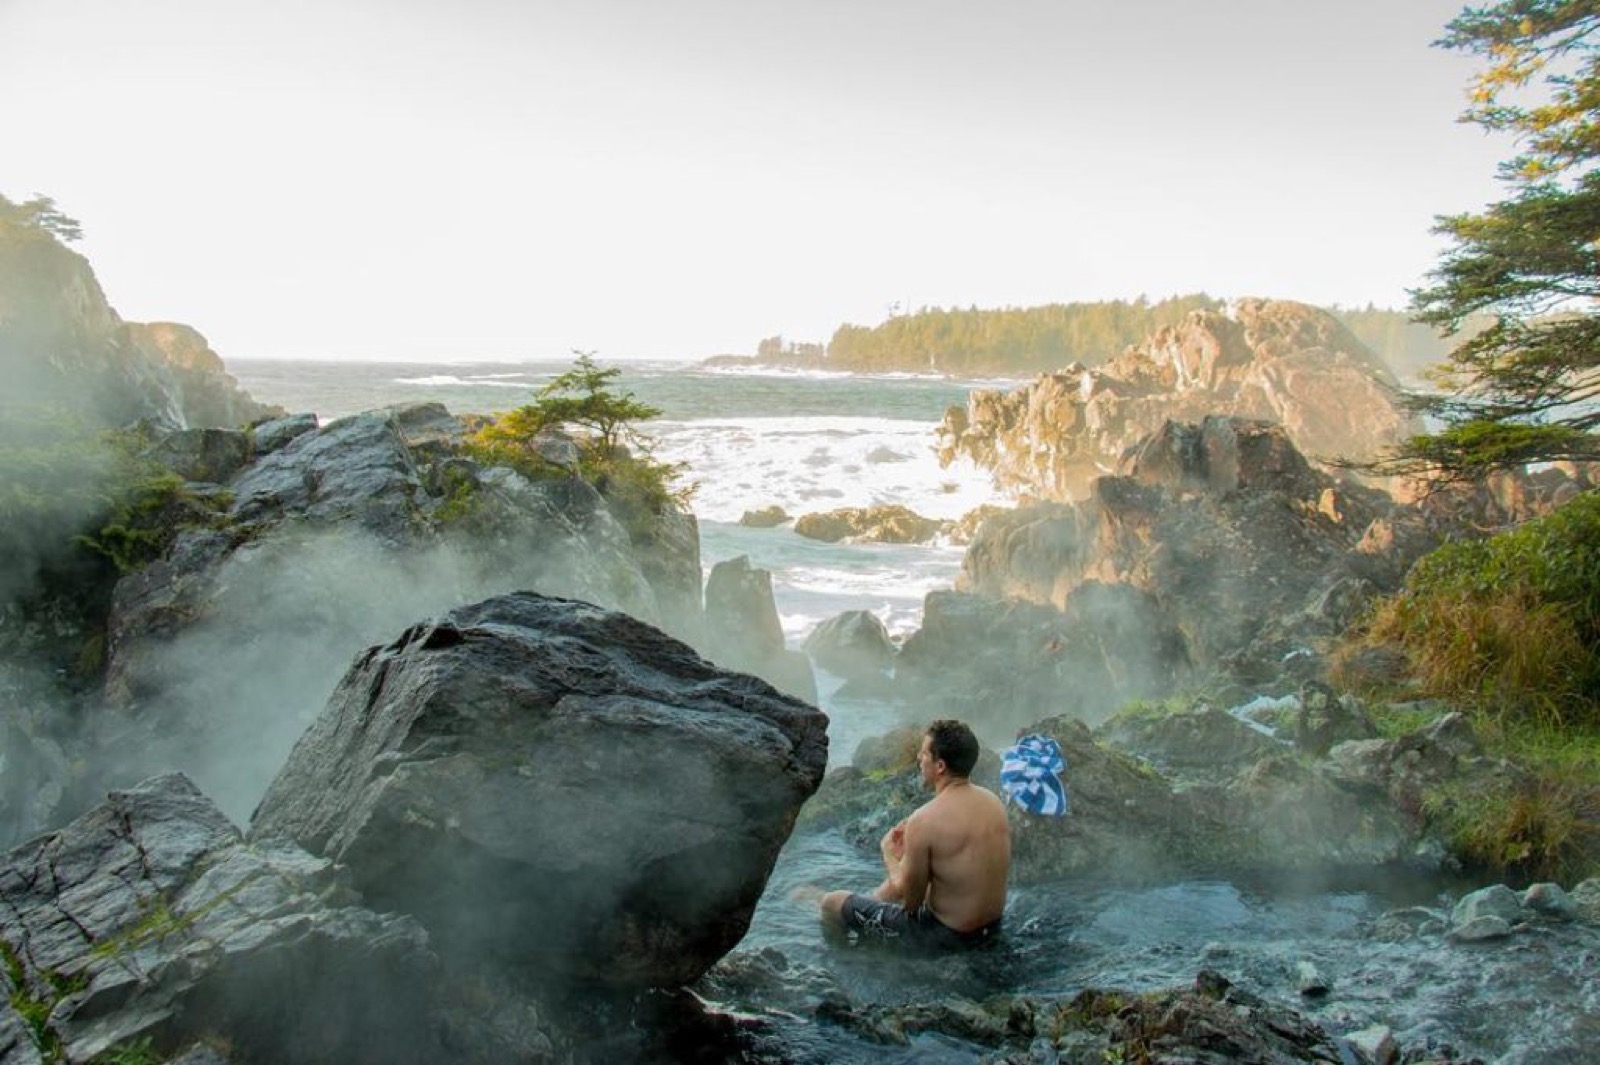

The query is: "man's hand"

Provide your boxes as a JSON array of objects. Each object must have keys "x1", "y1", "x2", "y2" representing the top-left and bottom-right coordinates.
[{"x1": 880, "y1": 820, "x2": 907, "y2": 864}]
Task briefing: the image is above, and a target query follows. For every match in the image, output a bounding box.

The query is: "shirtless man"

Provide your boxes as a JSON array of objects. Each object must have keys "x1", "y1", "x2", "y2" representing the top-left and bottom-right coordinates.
[{"x1": 820, "y1": 719, "x2": 1011, "y2": 950}]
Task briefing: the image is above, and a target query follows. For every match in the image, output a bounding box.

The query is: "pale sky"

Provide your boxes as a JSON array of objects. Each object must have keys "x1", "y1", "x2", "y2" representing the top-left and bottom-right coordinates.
[{"x1": 2, "y1": 0, "x2": 1507, "y2": 361}]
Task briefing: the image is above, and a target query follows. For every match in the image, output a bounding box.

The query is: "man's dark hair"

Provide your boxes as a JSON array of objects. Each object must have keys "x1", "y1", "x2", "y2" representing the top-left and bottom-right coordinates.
[{"x1": 926, "y1": 719, "x2": 980, "y2": 778}]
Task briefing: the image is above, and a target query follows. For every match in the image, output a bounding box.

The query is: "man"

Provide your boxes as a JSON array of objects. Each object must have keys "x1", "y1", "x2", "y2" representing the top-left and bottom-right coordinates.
[{"x1": 820, "y1": 719, "x2": 1011, "y2": 950}]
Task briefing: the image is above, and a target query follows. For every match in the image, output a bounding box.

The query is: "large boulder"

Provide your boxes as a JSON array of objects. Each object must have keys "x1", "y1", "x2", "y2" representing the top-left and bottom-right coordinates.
[
  {"x1": 0, "y1": 773, "x2": 450, "y2": 1065},
  {"x1": 249, "y1": 593, "x2": 829, "y2": 989},
  {"x1": 802, "y1": 610, "x2": 896, "y2": 682}
]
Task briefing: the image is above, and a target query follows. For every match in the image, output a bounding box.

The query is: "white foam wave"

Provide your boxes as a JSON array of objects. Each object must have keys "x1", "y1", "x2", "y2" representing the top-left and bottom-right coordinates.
[
  {"x1": 394, "y1": 374, "x2": 534, "y2": 388},
  {"x1": 653, "y1": 415, "x2": 1002, "y2": 525}
]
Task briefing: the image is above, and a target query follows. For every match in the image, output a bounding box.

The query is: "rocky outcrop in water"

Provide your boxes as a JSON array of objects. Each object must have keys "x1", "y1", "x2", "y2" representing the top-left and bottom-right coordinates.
[
  {"x1": 703, "y1": 555, "x2": 816, "y2": 701},
  {"x1": 936, "y1": 299, "x2": 1420, "y2": 503},
  {"x1": 250, "y1": 592, "x2": 828, "y2": 989},
  {"x1": 793, "y1": 504, "x2": 947, "y2": 544},
  {"x1": 802, "y1": 610, "x2": 896, "y2": 682}
]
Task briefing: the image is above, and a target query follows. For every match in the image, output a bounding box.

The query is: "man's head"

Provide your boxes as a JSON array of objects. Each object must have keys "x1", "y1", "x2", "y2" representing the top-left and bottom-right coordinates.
[{"x1": 920, "y1": 719, "x2": 980, "y2": 784}]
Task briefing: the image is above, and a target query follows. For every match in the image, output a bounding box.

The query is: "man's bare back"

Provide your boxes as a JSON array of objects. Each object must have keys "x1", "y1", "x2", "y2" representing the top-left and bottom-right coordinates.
[
  {"x1": 904, "y1": 776, "x2": 1010, "y2": 932},
  {"x1": 820, "y1": 720, "x2": 1011, "y2": 949}
]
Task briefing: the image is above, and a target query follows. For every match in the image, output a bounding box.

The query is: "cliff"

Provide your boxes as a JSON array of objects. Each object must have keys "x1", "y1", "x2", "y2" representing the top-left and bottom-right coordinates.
[
  {"x1": 936, "y1": 299, "x2": 1423, "y2": 502},
  {"x1": 0, "y1": 214, "x2": 278, "y2": 429}
]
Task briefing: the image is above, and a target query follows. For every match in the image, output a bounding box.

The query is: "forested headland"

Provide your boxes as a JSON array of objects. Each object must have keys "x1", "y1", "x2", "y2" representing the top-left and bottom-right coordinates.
[{"x1": 757, "y1": 296, "x2": 1475, "y2": 380}]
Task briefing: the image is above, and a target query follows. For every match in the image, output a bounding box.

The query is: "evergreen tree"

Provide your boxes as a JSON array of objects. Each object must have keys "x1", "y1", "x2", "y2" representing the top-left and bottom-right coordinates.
[{"x1": 1394, "y1": 1, "x2": 1600, "y2": 479}]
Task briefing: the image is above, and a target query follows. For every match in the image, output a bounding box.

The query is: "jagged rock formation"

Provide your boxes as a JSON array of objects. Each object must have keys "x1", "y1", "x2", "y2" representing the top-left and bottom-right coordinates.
[
  {"x1": 0, "y1": 773, "x2": 452, "y2": 1065},
  {"x1": 250, "y1": 592, "x2": 828, "y2": 989},
  {"x1": 936, "y1": 299, "x2": 1421, "y2": 502},
  {"x1": 703, "y1": 555, "x2": 816, "y2": 702},
  {"x1": 901, "y1": 418, "x2": 1419, "y2": 732},
  {"x1": 92, "y1": 402, "x2": 703, "y2": 827},
  {"x1": 0, "y1": 226, "x2": 278, "y2": 430}
]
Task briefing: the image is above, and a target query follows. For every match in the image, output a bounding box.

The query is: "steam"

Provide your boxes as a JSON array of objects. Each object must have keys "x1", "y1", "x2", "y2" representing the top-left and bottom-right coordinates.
[{"x1": 95, "y1": 520, "x2": 670, "y2": 827}]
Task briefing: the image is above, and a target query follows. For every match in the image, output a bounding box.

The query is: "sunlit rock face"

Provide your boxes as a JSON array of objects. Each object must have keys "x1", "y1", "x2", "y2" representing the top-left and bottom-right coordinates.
[
  {"x1": 936, "y1": 299, "x2": 1420, "y2": 502},
  {"x1": 953, "y1": 418, "x2": 1401, "y2": 690},
  {"x1": 249, "y1": 592, "x2": 829, "y2": 989},
  {"x1": 0, "y1": 230, "x2": 277, "y2": 429}
]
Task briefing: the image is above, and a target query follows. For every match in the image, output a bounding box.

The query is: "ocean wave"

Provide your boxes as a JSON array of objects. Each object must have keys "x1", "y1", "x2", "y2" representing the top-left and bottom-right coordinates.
[{"x1": 393, "y1": 374, "x2": 537, "y2": 388}]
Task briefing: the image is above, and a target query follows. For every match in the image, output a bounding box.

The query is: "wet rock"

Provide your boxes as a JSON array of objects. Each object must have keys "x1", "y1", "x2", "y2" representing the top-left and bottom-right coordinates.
[
  {"x1": 1344, "y1": 1024, "x2": 1398, "y2": 1065},
  {"x1": 1521, "y1": 882, "x2": 1579, "y2": 921},
  {"x1": 1571, "y1": 878, "x2": 1600, "y2": 924},
  {"x1": 1451, "y1": 885, "x2": 1524, "y2": 928},
  {"x1": 0, "y1": 773, "x2": 447, "y2": 1065},
  {"x1": 851, "y1": 726, "x2": 923, "y2": 774},
  {"x1": 227, "y1": 404, "x2": 439, "y2": 539},
  {"x1": 738, "y1": 505, "x2": 790, "y2": 528},
  {"x1": 896, "y1": 587, "x2": 1186, "y2": 735},
  {"x1": 250, "y1": 592, "x2": 829, "y2": 989},
  {"x1": 1294, "y1": 681, "x2": 1376, "y2": 756},
  {"x1": 144, "y1": 427, "x2": 253, "y2": 484},
  {"x1": 794, "y1": 504, "x2": 947, "y2": 544},
  {"x1": 1095, "y1": 699, "x2": 1280, "y2": 775},
  {"x1": 703, "y1": 554, "x2": 816, "y2": 702},
  {"x1": 1449, "y1": 915, "x2": 1515, "y2": 942},
  {"x1": 250, "y1": 412, "x2": 319, "y2": 455},
  {"x1": 802, "y1": 609, "x2": 896, "y2": 682}
]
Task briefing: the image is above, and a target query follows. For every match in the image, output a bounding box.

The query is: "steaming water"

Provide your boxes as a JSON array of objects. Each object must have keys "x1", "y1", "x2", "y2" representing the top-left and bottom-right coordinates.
[{"x1": 230, "y1": 358, "x2": 1599, "y2": 1064}]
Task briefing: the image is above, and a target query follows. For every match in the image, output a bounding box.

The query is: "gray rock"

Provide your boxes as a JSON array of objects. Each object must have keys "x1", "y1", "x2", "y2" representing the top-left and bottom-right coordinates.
[
  {"x1": 0, "y1": 773, "x2": 446, "y2": 1065},
  {"x1": 250, "y1": 592, "x2": 828, "y2": 989},
  {"x1": 228, "y1": 406, "x2": 432, "y2": 539},
  {"x1": 1451, "y1": 884, "x2": 1525, "y2": 928},
  {"x1": 1522, "y1": 882, "x2": 1579, "y2": 921},
  {"x1": 1343, "y1": 1024, "x2": 1397, "y2": 1065},
  {"x1": 145, "y1": 427, "x2": 253, "y2": 484},
  {"x1": 802, "y1": 610, "x2": 896, "y2": 682},
  {"x1": 704, "y1": 555, "x2": 815, "y2": 702},
  {"x1": 1448, "y1": 915, "x2": 1515, "y2": 942},
  {"x1": 251, "y1": 412, "x2": 318, "y2": 455},
  {"x1": 1571, "y1": 878, "x2": 1600, "y2": 924}
]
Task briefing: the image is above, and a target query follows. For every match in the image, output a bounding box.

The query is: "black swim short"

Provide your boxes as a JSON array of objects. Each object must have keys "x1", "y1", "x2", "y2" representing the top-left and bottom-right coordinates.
[{"x1": 838, "y1": 894, "x2": 1002, "y2": 951}]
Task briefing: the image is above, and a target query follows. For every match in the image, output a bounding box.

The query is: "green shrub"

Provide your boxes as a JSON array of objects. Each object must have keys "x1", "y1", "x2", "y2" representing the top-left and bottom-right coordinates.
[{"x1": 1362, "y1": 490, "x2": 1600, "y2": 726}]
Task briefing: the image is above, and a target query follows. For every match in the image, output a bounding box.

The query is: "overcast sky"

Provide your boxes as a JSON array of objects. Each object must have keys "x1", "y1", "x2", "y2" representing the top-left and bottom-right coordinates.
[{"x1": 3, "y1": 0, "x2": 1508, "y2": 361}]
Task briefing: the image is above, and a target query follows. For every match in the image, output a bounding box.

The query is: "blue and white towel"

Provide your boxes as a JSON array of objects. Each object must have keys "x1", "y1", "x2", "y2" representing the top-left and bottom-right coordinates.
[{"x1": 1000, "y1": 734, "x2": 1069, "y2": 816}]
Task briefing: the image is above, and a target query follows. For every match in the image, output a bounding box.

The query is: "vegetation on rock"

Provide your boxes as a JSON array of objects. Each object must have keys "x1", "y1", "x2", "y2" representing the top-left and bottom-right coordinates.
[
  {"x1": 464, "y1": 353, "x2": 692, "y2": 526},
  {"x1": 1340, "y1": 490, "x2": 1600, "y2": 880}
]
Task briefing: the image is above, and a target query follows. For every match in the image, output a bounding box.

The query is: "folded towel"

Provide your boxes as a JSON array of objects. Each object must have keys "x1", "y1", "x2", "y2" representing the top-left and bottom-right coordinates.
[{"x1": 1000, "y1": 734, "x2": 1069, "y2": 817}]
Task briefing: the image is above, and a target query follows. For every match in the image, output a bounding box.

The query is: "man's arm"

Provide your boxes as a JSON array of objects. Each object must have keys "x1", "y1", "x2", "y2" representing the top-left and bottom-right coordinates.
[
  {"x1": 873, "y1": 821, "x2": 907, "y2": 902},
  {"x1": 897, "y1": 816, "x2": 932, "y2": 912}
]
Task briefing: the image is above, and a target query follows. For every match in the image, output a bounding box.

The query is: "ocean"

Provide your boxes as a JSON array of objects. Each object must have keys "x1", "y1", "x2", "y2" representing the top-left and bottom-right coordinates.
[{"x1": 229, "y1": 356, "x2": 1014, "y2": 764}]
